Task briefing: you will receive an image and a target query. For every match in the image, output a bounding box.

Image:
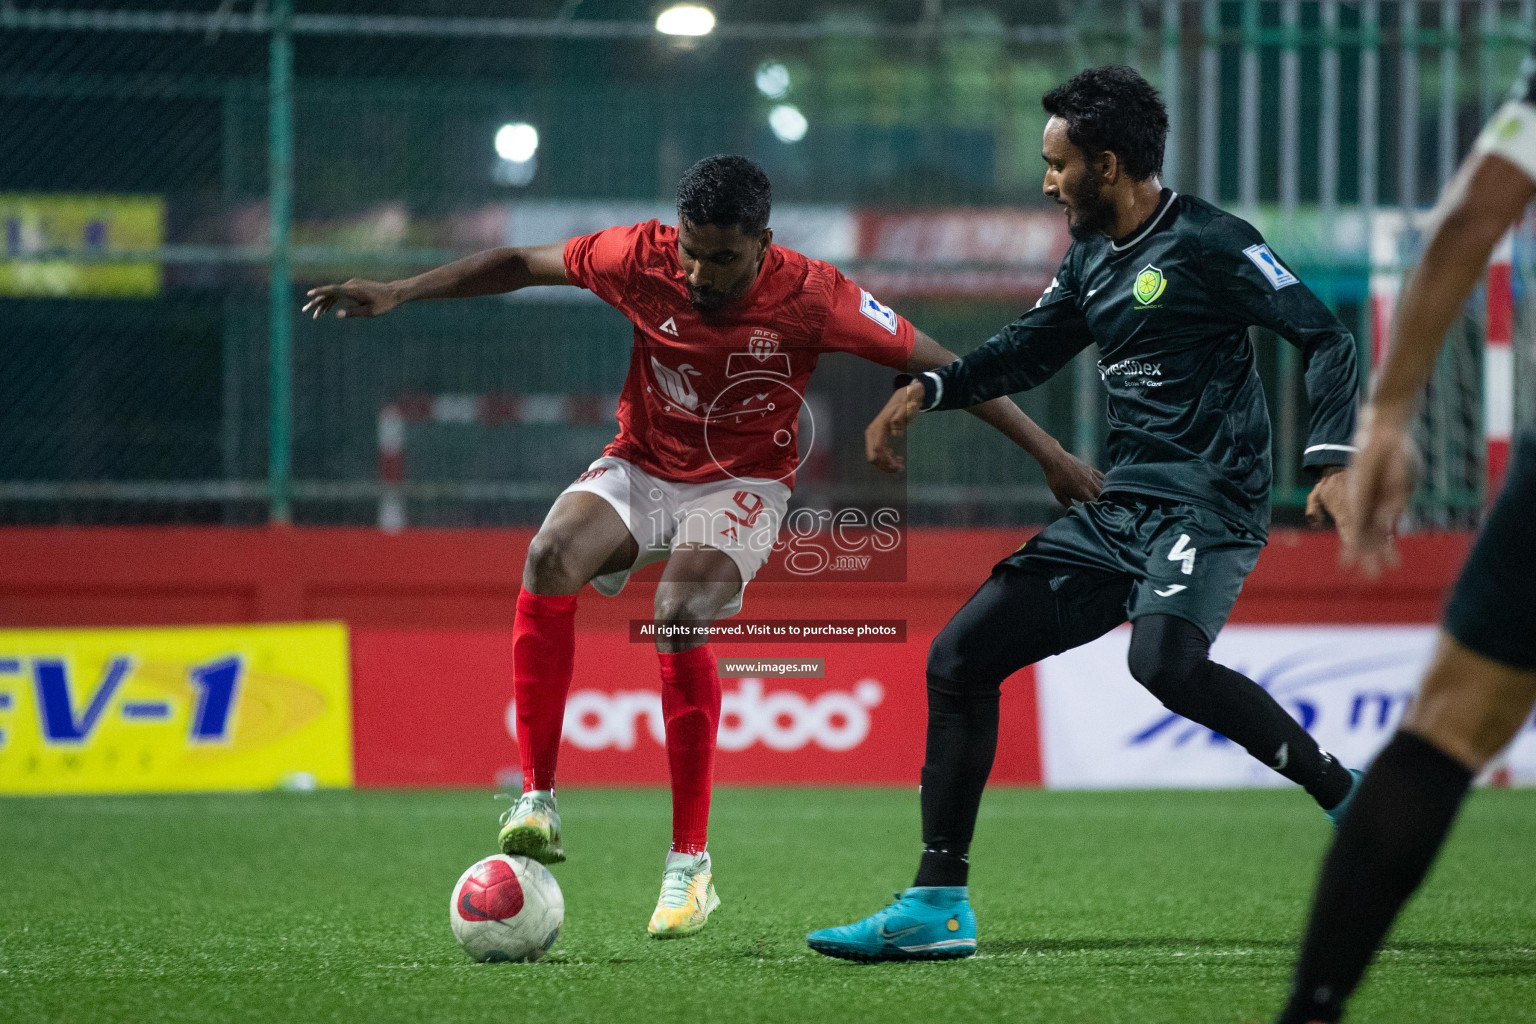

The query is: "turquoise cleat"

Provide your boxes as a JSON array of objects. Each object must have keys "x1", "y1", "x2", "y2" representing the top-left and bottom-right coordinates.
[
  {"x1": 1326, "y1": 768, "x2": 1366, "y2": 829},
  {"x1": 807, "y1": 886, "x2": 977, "y2": 962}
]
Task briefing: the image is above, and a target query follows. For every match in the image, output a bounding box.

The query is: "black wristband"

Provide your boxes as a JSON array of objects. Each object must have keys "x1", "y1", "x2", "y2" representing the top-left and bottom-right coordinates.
[
  {"x1": 892, "y1": 371, "x2": 937, "y2": 410},
  {"x1": 917, "y1": 372, "x2": 938, "y2": 410}
]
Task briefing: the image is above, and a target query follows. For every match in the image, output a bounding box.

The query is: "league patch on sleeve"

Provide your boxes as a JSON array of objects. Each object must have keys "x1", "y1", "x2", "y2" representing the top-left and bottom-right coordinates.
[
  {"x1": 1474, "y1": 100, "x2": 1536, "y2": 187},
  {"x1": 859, "y1": 289, "x2": 899, "y2": 334},
  {"x1": 1242, "y1": 244, "x2": 1300, "y2": 290}
]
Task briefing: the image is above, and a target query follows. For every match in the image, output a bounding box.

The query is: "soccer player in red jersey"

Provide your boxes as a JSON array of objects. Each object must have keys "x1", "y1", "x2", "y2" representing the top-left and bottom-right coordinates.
[{"x1": 304, "y1": 155, "x2": 1100, "y2": 937}]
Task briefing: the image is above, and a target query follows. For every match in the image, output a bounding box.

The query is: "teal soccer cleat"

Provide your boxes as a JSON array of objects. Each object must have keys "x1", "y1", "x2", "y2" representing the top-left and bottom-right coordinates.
[
  {"x1": 807, "y1": 886, "x2": 976, "y2": 962},
  {"x1": 1326, "y1": 768, "x2": 1366, "y2": 829}
]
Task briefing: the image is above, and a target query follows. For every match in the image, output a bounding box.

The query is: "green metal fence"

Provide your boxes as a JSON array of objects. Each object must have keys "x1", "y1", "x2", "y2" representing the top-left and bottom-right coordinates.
[{"x1": 2, "y1": 2, "x2": 1533, "y2": 528}]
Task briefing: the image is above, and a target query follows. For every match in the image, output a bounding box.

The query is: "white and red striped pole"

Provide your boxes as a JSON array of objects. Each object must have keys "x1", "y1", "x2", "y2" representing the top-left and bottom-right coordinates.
[
  {"x1": 1485, "y1": 231, "x2": 1515, "y2": 499},
  {"x1": 377, "y1": 402, "x2": 407, "y2": 533},
  {"x1": 1368, "y1": 211, "x2": 1403, "y2": 372},
  {"x1": 376, "y1": 393, "x2": 621, "y2": 532}
]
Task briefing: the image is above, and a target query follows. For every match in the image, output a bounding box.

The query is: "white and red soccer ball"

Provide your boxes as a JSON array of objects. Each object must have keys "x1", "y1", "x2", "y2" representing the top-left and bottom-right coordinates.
[{"x1": 449, "y1": 854, "x2": 564, "y2": 962}]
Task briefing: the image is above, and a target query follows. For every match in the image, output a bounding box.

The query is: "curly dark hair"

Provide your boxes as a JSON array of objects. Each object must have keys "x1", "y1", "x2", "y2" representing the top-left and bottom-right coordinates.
[
  {"x1": 1042, "y1": 65, "x2": 1169, "y2": 181},
  {"x1": 675, "y1": 154, "x2": 772, "y2": 234}
]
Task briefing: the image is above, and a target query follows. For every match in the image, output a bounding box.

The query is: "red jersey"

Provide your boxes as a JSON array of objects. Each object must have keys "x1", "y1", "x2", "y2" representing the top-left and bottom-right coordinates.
[{"x1": 563, "y1": 220, "x2": 915, "y2": 487}]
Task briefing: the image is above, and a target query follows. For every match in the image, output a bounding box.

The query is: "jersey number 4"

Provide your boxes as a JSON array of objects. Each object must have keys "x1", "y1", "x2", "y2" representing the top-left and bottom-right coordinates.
[{"x1": 1167, "y1": 534, "x2": 1197, "y2": 575}]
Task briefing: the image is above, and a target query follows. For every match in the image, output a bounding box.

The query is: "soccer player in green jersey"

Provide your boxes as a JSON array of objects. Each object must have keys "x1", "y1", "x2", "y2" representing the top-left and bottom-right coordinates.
[{"x1": 809, "y1": 65, "x2": 1363, "y2": 962}]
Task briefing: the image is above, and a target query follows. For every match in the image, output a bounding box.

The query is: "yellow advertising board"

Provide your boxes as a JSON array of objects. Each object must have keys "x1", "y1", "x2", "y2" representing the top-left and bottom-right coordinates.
[
  {"x1": 0, "y1": 623, "x2": 352, "y2": 794},
  {"x1": 0, "y1": 193, "x2": 164, "y2": 297}
]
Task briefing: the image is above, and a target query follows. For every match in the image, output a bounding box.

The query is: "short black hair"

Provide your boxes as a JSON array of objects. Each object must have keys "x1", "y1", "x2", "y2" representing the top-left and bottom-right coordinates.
[
  {"x1": 1042, "y1": 65, "x2": 1169, "y2": 181},
  {"x1": 676, "y1": 154, "x2": 772, "y2": 235}
]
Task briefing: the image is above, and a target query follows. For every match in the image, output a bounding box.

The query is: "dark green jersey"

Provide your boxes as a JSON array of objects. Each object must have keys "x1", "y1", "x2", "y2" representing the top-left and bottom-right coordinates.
[{"x1": 919, "y1": 190, "x2": 1360, "y2": 534}]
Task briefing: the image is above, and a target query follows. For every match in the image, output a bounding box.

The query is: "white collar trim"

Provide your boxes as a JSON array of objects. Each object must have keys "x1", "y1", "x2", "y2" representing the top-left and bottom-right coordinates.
[{"x1": 1109, "y1": 190, "x2": 1178, "y2": 252}]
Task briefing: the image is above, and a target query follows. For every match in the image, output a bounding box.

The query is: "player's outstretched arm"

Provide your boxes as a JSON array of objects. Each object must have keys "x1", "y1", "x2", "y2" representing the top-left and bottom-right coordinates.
[
  {"x1": 1346, "y1": 152, "x2": 1536, "y2": 575},
  {"x1": 892, "y1": 329, "x2": 1102, "y2": 504},
  {"x1": 302, "y1": 240, "x2": 571, "y2": 319}
]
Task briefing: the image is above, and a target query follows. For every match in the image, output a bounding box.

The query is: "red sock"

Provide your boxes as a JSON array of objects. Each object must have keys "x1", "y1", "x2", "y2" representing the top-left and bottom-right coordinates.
[
  {"x1": 659, "y1": 644, "x2": 721, "y2": 855},
  {"x1": 512, "y1": 588, "x2": 578, "y2": 793}
]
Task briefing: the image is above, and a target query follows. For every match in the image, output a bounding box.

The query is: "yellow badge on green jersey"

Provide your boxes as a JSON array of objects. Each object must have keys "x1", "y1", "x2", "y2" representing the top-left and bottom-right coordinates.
[{"x1": 1134, "y1": 264, "x2": 1167, "y2": 307}]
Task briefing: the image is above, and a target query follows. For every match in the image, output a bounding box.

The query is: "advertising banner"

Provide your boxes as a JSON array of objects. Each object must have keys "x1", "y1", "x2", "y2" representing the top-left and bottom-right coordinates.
[
  {"x1": 502, "y1": 200, "x2": 857, "y2": 264},
  {"x1": 1038, "y1": 625, "x2": 1536, "y2": 789},
  {"x1": 0, "y1": 193, "x2": 164, "y2": 297},
  {"x1": 0, "y1": 623, "x2": 352, "y2": 794},
  {"x1": 350, "y1": 628, "x2": 1041, "y2": 788},
  {"x1": 852, "y1": 208, "x2": 1067, "y2": 297}
]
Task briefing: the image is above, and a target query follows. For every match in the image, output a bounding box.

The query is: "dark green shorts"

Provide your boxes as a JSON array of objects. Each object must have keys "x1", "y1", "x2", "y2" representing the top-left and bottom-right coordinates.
[
  {"x1": 1444, "y1": 426, "x2": 1536, "y2": 670},
  {"x1": 997, "y1": 494, "x2": 1265, "y2": 642}
]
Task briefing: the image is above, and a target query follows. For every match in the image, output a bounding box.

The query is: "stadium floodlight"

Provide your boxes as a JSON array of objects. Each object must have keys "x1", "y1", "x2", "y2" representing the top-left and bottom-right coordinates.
[
  {"x1": 494, "y1": 122, "x2": 539, "y2": 164},
  {"x1": 755, "y1": 61, "x2": 791, "y2": 99},
  {"x1": 768, "y1": 104, "x2": 808, "y2": 143},
  {"x1": 655, "y1": 4, "x2": 715, "y2": 37}
]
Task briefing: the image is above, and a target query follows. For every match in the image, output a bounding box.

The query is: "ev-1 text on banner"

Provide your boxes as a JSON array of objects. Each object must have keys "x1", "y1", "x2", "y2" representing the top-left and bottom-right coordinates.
[{"x1": 0, "y1": 623, "x2": 353, "y2": 794}]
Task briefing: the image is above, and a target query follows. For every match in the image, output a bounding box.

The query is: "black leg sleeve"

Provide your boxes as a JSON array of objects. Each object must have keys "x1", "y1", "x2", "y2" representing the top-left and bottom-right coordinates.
[
  {"x1": 915, "y1": 567, "x2": 1130, "y2": 888},
  {"x1": 1128, "y1": 614, "x2": 1354, "y2": 809},
  {"x1": 916, "y1": 679, "x2": 1002, "y2": 887},
  {"x1": 1276, "y1": 731, "x2": 1474, "y2": 1024}
]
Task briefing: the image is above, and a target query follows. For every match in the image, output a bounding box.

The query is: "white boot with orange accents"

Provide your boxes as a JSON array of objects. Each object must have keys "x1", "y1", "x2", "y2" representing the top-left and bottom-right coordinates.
[{"x1": 647, "y1": 850, "x2": 720, "y2": 938}]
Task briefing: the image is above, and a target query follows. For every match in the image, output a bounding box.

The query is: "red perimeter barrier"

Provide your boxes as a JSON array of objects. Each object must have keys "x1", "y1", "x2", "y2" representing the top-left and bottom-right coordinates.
[{"x1": 0, "y1": 527, "x2": 1471, "y2": 787}]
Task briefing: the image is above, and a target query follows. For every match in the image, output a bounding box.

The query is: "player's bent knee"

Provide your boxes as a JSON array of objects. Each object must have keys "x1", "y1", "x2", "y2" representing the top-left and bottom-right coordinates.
[
  {"x1": 926, "y1": 631, "x2": 1006, "y2": 703},
  {"x1": 925, "y1": 630, "x2": 996, "y2": 695},
  {"x1": 1127, "y1": 615, "x2": 1213, "y2": 714},
  {"x1": 524, "y1": 531, "x2": 583, "y2": 592},
  {"x1": 925, "y1": 630, "x2": 964, "y2": 683},
  {"x1": 1125, "y1": 643, "x2": 1197, "y2": 692},
  {"x1": 927, "y1": 602, "x2": 1017, "y2": 679},
  {"x1": 653, "y1": 593, "x2": 714, "y2": 627},
  {"x1": 1126, "y1": 648, "x2": 1207, "y2": 715},
  {"x1": 651, "y1": 587, "x2": 734, "y2": 653}
]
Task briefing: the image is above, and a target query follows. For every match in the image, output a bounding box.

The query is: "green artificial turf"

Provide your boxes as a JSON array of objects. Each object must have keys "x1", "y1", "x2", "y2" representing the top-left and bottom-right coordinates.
[{"x1": 1, "y1": 787, "x2": 1533, "y2": 1024}]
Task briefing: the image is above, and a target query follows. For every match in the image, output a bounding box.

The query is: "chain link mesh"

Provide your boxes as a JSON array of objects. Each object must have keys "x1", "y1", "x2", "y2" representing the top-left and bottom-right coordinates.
[{"x1": 2, "y1": 2, "x2": 1532, "y2": 528}]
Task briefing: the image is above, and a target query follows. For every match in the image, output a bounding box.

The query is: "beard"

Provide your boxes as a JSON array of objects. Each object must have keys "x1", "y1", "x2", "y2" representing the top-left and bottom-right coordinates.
[
  {"x1": 687, "y1": 284, "x2": 734, "y2": 312},
  {"x1": 687, "y1": 261, "x2": 762, "y2": 312},
  {"x1": 1063, "y1": 173, "x2": 1116, "y2": 242}
]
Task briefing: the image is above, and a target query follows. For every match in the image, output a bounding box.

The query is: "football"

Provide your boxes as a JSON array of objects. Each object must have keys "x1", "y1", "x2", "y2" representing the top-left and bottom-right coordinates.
[{"x1": 449, "y1": 854, "x2": 565, "y2": 963}]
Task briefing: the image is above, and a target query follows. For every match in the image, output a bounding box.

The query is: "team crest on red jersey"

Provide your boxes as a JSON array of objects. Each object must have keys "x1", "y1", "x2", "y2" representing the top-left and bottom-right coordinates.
[
  {"x1": 728, "y1": 328, "x2": 792, "y2": 380},
  {"x1": 748, "y1": 329, "x2": 780, "y2": 359}
]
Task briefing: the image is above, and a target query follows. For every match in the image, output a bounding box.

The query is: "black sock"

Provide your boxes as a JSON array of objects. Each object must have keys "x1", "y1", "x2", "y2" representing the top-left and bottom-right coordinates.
[
  {"x1": 1128, "y1": 615, "x2": 1354, "y2": 809},
  {"x1": 915, "y1": 848, "x2": 970, "y2": 888},
  {"x1": 1203, "y1": 661, "x2": 1356, "y2": 809},
  {"x1": 1276, "y1": 731, "x2": 1474, "y2": 1024},
  {"x1": 911, "y1": 675, "x2": 999, "y2": 889}
]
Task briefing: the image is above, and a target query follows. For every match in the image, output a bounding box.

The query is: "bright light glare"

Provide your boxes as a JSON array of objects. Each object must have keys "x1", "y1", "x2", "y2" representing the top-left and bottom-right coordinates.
[
  {"x1": 768, "y1": 104, "x2": 808, "y2": 143},
  {"x1": 655, "y1": 4, "x2": 715, "y2": 36},
  {"x1": 494, "y1": 123, "x2": 539, "y2": 163},
  {"x1": 755, "y1": 61, "x2": 790, "y2": 99}
]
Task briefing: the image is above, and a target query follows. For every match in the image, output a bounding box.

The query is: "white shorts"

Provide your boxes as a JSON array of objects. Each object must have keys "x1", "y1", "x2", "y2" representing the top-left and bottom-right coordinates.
[{"x1": 560, "y1": 456, "x2": 790, "y2": 617}]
